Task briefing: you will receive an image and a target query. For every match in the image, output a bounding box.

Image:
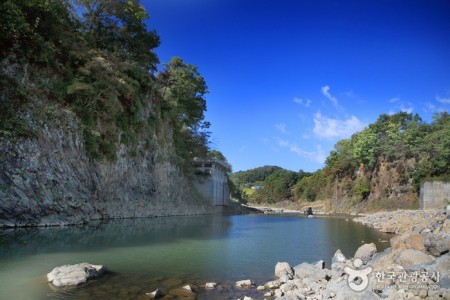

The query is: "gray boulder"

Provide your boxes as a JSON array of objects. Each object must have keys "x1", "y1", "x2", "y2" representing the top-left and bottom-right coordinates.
[
  {"x1": 394, "y1": 249, "x2": 434, "y2": 268},
  {"x1": 294, "y1": 262, "x2": 328, "y2": 280},
  {"x1": 422, "y1": 233, "x2": 450, "y2": 256},
  {"x1": 275, "y1": 262, "x2": 294, "y2": 279},
  {"x1": 279, "y1": 271, "x2": 291, "y2": 283},
  {"x1": 354, "y1": 243, "x2": 377, "y2": 264},
  {"x1": 47, "y1": 263, "x2": 106, "y2": 287},
  {"x1": 332, "y1": 249, "x2": 347, "y2": 264},
  {"x1": 236, "y1": 279, "x2": 254, "y2": 288}
]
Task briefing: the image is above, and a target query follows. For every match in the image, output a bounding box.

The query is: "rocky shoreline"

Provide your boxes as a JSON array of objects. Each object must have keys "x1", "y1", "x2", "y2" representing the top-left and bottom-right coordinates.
[
  {"x1": 232, "y1": 209, "x2": 449, "y2": 299},
  {"x1": 46, "y1": 209, "x2": 449, "y2": 299}
]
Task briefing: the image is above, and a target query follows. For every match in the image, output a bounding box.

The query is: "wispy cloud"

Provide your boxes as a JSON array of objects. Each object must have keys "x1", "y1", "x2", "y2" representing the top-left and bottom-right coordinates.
[
  {"x1": 275, "y1": 123, "x2": 290, "y2": 134},
  {"x1": 424, "y1": 102, "x2": 437, "y2": 113},
  {"x1": 400, "y1": 105, "x2": 413, "y2": 114},
  {"x1": 388, "y1": 97, "x2": 414, "y2": 115},
  {"x1": 313, "y1": 112, "x2": 365, "y2": 139},
  {"x1": 436, "y1": 95, "x2": 450, "y2": 104},
  {"x1": 423, "y1": 101, "x2": 447, "y2": 113},
  {"x1": 277, "y1": 139, "x2": 326, "y2": 164},
  {"x1": 321, "y1": 85, "x2": 339, "y2": 108},
  {"x1": 294, "y1": 97, "x2": 312, "y2": 107}
]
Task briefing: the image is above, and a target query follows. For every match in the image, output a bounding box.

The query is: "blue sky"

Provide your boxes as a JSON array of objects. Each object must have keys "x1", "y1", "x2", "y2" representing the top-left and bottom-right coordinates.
[{"x1": 143, "y1": 0, "x2": 450, "y2": 172}]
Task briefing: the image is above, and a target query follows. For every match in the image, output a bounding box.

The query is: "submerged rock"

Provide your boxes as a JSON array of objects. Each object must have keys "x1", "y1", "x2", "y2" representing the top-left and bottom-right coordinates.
[
  {"x1": 205, "y1": 282, "x2": 217, "y2": 289},
  {"x1": 47, "y1": 263, "x2": 106, "y2": 287}
]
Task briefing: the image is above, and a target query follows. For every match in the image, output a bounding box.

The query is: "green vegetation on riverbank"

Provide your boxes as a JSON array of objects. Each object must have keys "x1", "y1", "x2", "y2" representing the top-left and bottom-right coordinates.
[{"x1": 233, "y1": 112, "x2": 450, "y2": 210}]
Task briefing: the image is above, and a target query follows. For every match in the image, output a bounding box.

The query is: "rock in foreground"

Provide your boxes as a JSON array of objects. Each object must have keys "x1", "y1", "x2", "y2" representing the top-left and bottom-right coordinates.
[{"x1": 47, "y1": 263, "x2": 107, "y2": 287}]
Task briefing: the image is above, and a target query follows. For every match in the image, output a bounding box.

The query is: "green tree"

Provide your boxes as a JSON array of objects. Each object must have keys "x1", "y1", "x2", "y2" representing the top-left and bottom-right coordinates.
[
  {"x1": 351, "y1": 128, "x2": 377, "y2": 169},
  {"x1": 208, "y1": 150, "x2": 228, "y2": 162},
  {"x1": 158, "y1": 57, "x2": 210, "y2": 161},
  {"x1": 257, "y1": 169, "x2": 298, "y2": 203}
]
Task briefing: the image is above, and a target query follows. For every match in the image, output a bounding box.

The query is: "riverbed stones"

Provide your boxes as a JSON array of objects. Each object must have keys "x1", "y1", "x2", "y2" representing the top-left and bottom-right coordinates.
[
  {"x1": 294, "y1": 262, "x2": 328, "y2": 280},
  {"x1": 264, "y1": 290, "x2": 274, "y2": 297},
  {"x1": 205, "y1": 282, "x2": 217, "y2": 289},
  {"x1": 354, "y1": 243, "x2": 377, "y2": 264},
  {"x1": 236, "y1": 279, "x2": 254, "y2": 288},
  {"x1": 265, "y1": 279, "x2": 281, "y2": 289},
  {"x1": 279, "y1": 272, "x2": 290, "y2": 283},
  {"x1": 181, "y1": 284, "x2": 193, "y2": 292},
  {"x1": 274, "y1": 288, "x2": 283, "y2": 297},
  {"x1": 275, "y1": 262, "x2": 294, "y2": 279},
  {"x1": 47, "y1": 263, "x2": 106, "y2": 287},
  {"x1": 146, "y1": 288, "x2": 163, "y2": 299}
]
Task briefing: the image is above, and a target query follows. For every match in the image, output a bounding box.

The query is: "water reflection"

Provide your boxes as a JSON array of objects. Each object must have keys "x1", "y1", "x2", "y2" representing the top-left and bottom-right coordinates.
[
  {"x1": 0, "y1": 214, "x2": 392, "y2": 300},
  {"x1": 0, "y1": 215, "x2": 232, "y2": 261}
]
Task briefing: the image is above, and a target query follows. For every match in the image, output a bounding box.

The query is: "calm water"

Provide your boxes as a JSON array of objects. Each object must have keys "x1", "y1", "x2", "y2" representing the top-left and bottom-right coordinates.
[{"x1": 0, "y1": 214, "x2": 391, "y2": 299}]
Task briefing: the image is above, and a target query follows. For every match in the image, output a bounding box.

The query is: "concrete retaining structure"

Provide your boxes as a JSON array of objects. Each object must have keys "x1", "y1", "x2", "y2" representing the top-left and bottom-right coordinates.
[
  {"x1": 420, "y1": 181, "x2": 450, "y2": 210},
  {"x1": 193, "y1": 158, "x2": 230, "y2": 207}
]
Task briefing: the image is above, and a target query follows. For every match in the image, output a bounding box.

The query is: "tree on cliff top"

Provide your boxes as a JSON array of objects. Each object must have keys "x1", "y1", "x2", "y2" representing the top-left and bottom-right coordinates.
[{"x1": 157, "y1": 57, "x2": 211, "y2": 163}]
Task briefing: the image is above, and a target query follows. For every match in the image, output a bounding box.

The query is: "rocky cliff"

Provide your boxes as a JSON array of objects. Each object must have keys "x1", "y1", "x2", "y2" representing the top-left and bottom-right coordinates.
[{"x1": 0, "y1": 99, "x2": 213, "y2": 227}]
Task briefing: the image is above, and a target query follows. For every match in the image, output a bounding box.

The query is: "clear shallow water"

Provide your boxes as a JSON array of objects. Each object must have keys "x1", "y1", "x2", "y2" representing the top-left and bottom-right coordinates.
[{"x1": 0, "y1": 214, "x2": 391, "y2": 299}]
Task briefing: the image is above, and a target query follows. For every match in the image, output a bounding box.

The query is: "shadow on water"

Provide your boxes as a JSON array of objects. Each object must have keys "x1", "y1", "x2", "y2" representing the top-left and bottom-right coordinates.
[{"x1": 0, "y1": 215, "x2": 233, "y2": 261}]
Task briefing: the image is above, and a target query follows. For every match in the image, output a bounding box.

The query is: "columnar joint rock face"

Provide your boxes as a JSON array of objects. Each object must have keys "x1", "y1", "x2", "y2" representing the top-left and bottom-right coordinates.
[
  {"x1": 420, "y1": 181, "x2": 450, "y2": 210},
  {"x1": 193, "y1": 158, "x2": 230, "y2": 206}
]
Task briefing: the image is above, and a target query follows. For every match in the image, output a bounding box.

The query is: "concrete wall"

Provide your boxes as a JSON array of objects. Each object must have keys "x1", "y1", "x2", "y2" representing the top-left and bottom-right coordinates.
[
  {"x1": 193, "y1": 159, "x2": 230, "y2": 207},
  {"x1": 420, "y1": 181, "x2": 450, "y2": 210}
]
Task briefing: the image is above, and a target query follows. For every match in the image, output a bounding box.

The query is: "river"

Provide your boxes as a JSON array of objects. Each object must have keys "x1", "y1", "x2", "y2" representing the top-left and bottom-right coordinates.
[{"x1": 0, "y1": 214, "x2": 391, "y2": 299}]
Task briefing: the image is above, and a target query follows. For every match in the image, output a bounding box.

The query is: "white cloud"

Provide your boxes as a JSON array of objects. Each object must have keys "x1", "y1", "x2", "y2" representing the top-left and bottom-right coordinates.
[
  {"x1": 436, "y1": 95, "x2": 450, "y2": 104},
  {"x1": 277, "y1": 139, "x2": 290, "y2": 147},
  {"x1": 313, "y1": 112, "x2": 365, "y2": 139},
  {"x1": 275, "y1": 123, "x2": 290, "y2": 134},
  {"x1": 400, "y1": 105, "x2": 413, "y2": 114},
  {"x1": 424, "y1": 102, "x2": 437, "y2": 113},
  {"x1": 294, "y1": 97, "x2": 312, "y2": 107},
  {"x1": 321, "y1": 85, "x2": 339, "y2": 108},
  {"x1": 277, "y1": 139, "x2": 326, "y2": 164},
  {"x1": 388, "y1": 97, "x2": 414, "y2": 115}
]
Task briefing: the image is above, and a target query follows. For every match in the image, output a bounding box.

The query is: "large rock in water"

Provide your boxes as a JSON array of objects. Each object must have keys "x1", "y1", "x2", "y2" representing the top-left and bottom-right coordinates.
[
  {"x1": 274, "y1": 262, "x2": 294, "y2": 279},
  {"x1": 47, "y1": 263, "x2": 106, "y2": 287}
]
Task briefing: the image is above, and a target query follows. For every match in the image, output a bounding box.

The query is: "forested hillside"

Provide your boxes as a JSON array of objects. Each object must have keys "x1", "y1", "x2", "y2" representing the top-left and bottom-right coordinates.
[
  {"x1": 0, "y1": 0, "x2": 210, "y2": 164},
  {"x1": 0, "y1": 0, "x2": 215, "y2": 226},
  {"x1": 230, "y1": 166, "x2": 310, "y2": 203},
  {"x1": 236, "y1": 112, "x2": 450, "y2": 210},
  {"x1": 298, "y1": 112, "x2": 449, "y2": 210}
]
